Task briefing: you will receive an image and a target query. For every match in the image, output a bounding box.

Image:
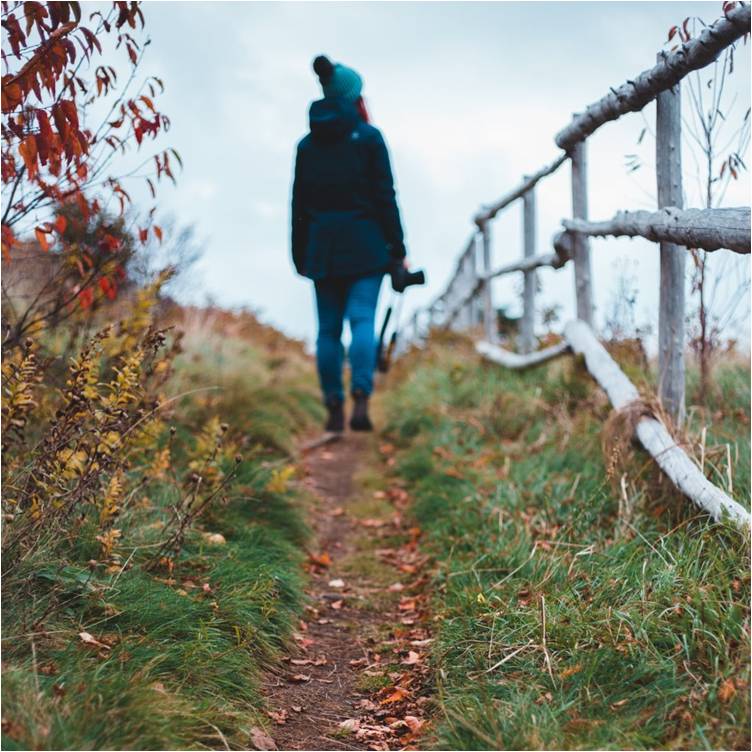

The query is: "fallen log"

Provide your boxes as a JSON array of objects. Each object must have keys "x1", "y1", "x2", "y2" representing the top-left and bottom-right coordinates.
[
  {"x1": 555, "y1": 4, "x2": 751, "y2": 151},
  {"x1": 475, "y1": 340, "x2": 570, "y2": 369},
  {"x1": 563, "y1": 207, "x2": 750, "y2": 254},
  {"x1": 564, "y1": 320, "x2": 750, "y2": 529}
]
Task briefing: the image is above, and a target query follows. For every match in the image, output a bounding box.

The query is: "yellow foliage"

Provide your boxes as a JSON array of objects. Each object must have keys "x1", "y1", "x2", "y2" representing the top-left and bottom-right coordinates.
[
  {"x1": 97, "y1": 431, "x2": 122, "y2": 456},
  {"x1": 151, "y1": 446, "x2": 171, "y2": 479},
  {"x1": 56, "y1": 448, "x2": 89, "y2": 479},
  {"x1": 1, "y1": 344, "x2": 42, "y2": 443},
  {"x1": 188, "y1": 416, "x2": 230, "y2": 485},
  {"x1": 100, "y1": 470, "x2": 125, "y2": 525},
  {"x1": 96, "y1": 528, "x2": 122, "y2": 559},
  {"x1": 265, "y1": 465, "x2": 296, "y2": 494}
]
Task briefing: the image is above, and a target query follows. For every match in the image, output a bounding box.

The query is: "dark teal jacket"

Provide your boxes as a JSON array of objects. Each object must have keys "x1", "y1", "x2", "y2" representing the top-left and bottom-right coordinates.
[{"x1": 291, "y1": 98, "x2": 406, "y2": 280}]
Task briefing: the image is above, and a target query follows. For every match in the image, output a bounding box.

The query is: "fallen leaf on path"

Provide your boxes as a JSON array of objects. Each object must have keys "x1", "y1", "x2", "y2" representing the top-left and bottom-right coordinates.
[
  {"x1": 387, "y1": 487, "x2": 409, "y2": 504},
  {"x1": 339, "y1": 718, "x2": 360, "y2": 733},
  {"x1": 402, "y1": 650, "x2": 421, "y2": 665},
  {"x1": 266, "y1": 709, "x2": 287, "y2": 725},
  {"x1": 291, "y1": 705, "x2": 303, "y2": 713},
  {"x1": 78, "y1": 632, "x2": 111, "y2": 651},
  {"x1": 309, "y1": 551, "x2": 332, "y2": 567},
  {"x1": 360, "y1": 518, "x2": 386, "y2": 528},
  {"x1": 289, "y1": 658, "x2": 312, "y2": 666},
  {"x1": 313, "y1": 655, "x2": 328, "y2": 665},
  {"x1": 398, "y1": 597, "x2": 417, "y2": 611},
  {"x1": 292, "y1": 632, "x2": 314, "y2": 651},
  {"x1": 248, "y1": 727, "x2": 277, "y2": 750},
  {"x1": 328, "y1": 578, "x2": 345, "y2": 588},
  {"x1": 404, "y1": 715, "x2": 423, "y2": 733},
  {"x1": 288, "y1": 673, "x2": 311, "y2": 683},
  {"x1": 331, "y1": 506, "x2": 345, "y2": 516},
  {"x1": 560, "y1": 663, "x2": 582, "y2": 679},
  {"x1": 356, "y1": 723, "x2": 394, "y2": 741},
  {"x1": 331, "y1": 599, "x2": 344, "y2": 610},
  {"x1": 388, "y1": 583, "x2": 404, "y2": 592},
  {"x1": 718, "y1": 678, "x2": 736, "y2": 703},
  {"x1": 381, "y1": 686, "x2": 409, "y2": 704}
]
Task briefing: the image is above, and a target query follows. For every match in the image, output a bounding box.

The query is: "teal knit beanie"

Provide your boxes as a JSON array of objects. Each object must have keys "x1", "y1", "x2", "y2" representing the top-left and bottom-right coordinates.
[{"x1": 313, "y1": 55, "x2": 363, "y2": 101}]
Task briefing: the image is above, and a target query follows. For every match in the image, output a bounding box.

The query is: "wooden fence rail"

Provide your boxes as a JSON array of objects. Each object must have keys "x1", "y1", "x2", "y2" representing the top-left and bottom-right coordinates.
[
  {"x1": 402, "y1": 6, "x2": 751, "y2": 529},
  {"x1": 554, "y1": 3, "x2": 751, "y2": 151},
  {"x1": 562, "y1": 207, "x2": 751, "y2": 254}
]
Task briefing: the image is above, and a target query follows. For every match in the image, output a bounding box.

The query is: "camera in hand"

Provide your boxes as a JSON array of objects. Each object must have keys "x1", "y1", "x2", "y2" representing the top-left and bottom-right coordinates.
[{"x1": 390, "y1": 263, "x2": 426, "y2": 293}]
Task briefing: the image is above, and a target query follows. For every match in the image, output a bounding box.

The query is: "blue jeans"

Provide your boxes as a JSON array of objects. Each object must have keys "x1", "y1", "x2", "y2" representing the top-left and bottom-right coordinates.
[{"x1": 314, "y1": 274, "x2": 383, "y2": 402}]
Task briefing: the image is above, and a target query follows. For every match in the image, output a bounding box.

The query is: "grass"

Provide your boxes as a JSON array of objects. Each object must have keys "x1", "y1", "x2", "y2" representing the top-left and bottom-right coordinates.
[
  {"x1": 1, "y1": 308, "x2": 323, "y2": 750},
  {"x1": 382, "y1": 332, "x2": 750, "y2": 750}
]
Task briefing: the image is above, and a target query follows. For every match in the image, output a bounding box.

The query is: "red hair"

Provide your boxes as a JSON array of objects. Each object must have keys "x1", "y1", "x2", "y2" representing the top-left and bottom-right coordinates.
[{"x1": 356, "y1": 96, "x2": 370, "y2": 123}]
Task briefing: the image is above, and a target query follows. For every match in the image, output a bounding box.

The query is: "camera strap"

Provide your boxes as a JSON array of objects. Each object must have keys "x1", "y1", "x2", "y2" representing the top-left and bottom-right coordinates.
[{"x1": 376, "y1": 291, "x2": 404, "y2": 374}]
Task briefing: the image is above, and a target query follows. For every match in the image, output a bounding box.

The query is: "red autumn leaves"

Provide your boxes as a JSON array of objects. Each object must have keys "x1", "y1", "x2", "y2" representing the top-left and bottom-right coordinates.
[
  {"x1": 13, "y1": 101, "x2": 86, "y2": 183},
  {"x1": 2, "y1": 1, "x2": 175, "y2": 315}
]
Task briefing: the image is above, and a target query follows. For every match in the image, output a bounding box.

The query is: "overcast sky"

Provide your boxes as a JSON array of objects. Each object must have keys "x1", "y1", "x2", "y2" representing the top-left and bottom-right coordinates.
[{"x1": 129, "y1": 0, "x2": 750, "y2": 346}]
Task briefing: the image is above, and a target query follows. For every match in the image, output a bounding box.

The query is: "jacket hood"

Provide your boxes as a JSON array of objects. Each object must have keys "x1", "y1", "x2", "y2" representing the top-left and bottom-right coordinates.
[{"x1": 309, "y1": 98, "x2": 360, "y2": 142}]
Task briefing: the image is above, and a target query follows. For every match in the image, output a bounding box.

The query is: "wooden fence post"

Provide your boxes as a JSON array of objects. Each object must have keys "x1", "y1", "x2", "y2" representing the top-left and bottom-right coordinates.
[
  {"x1": 656, "y1": 66, "x2": 686, "y2": 427},
  {"x1": 520, "y1": 185, "x2": 536, "y2": 353},
  {"x1": 480, "y1": 224, "x2": 495, "y2": 341},
  {"x1": 570, "y1": 141, "x2": 594, "y2": 325},
  {"x1": 462, "y1": 249, "x2": 473, "y2": 329}
]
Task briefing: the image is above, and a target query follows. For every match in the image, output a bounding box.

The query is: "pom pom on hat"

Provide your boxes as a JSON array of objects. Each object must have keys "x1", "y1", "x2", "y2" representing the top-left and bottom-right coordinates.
[{"x1": 313, "y1": 55, "x2": 335, "y2": 84}]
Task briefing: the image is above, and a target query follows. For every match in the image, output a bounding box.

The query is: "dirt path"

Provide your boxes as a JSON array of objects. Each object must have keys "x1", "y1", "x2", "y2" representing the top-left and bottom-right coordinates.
[{"x1": 261, "y1": 434, "x2": 431, "y2": 751}]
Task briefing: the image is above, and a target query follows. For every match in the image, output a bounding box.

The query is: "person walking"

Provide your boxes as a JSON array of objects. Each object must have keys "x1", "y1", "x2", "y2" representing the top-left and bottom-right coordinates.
[{"x1": 291, "y1": 55, "x2": 407, "y2": 433}]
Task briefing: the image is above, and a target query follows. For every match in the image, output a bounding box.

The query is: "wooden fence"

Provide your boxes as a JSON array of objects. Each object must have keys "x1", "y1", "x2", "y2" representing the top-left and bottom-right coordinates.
[{"x1": 402, "y1": 5, "x2": 751, "y2": 529}]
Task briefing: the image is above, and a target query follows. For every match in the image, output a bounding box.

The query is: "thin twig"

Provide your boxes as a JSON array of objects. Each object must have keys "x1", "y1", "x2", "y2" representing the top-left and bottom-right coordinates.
[{"x1": 540, "y1": 595, "x2": 556, "y2": 688}]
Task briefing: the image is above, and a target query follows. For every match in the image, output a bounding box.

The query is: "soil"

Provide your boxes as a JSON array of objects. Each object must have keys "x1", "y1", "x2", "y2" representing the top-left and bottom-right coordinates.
[{"x1": 260, "y1": 433, "x2": 431, "y2": 752}]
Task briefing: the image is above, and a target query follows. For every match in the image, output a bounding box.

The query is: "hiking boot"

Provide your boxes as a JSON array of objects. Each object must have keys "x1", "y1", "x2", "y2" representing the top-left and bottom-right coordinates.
[
  {"x1": 324, "y1": 397, "x2": 344, "y2": 433},
  {"x1": 350, "y1": 390, "x2": 373, "y2": 432}
]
